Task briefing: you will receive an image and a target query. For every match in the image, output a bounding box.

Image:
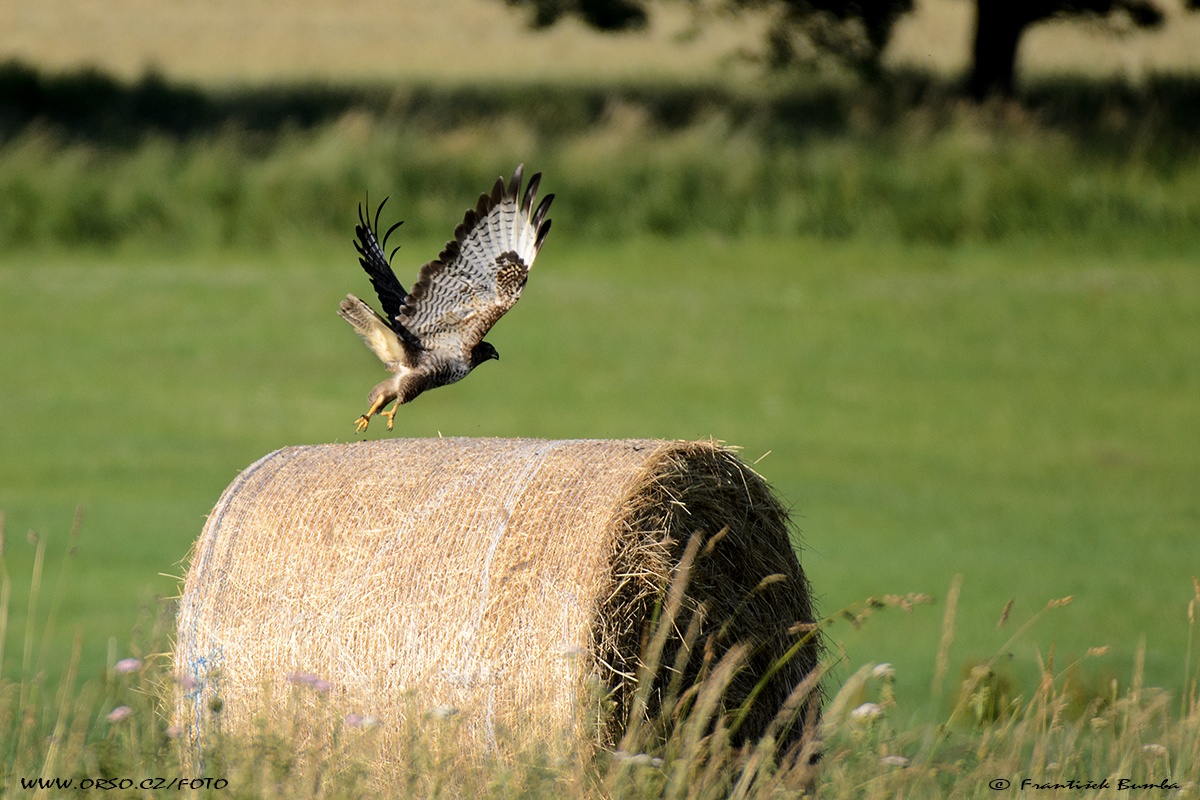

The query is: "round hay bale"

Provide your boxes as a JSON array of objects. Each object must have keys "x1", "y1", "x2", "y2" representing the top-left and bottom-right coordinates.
[{"x1": 174, "y1": 438, "x2": 819, "y2": 763}]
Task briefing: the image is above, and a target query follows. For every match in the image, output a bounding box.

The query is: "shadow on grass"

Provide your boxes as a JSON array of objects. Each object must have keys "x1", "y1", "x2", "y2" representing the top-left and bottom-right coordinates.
[{"x1": 3, "y1": 58, "x2": 1200, "y2": 154}]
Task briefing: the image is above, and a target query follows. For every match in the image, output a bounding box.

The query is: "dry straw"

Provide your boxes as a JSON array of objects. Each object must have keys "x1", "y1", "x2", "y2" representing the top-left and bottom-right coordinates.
[{"x1": 173, "y1": 438, "x2": 819, "y2": 766}]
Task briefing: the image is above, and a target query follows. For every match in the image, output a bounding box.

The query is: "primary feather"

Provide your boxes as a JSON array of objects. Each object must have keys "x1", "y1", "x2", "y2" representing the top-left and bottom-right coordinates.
[{"x1": 353, "y1": 196, "x2": 407, "y2": 318}]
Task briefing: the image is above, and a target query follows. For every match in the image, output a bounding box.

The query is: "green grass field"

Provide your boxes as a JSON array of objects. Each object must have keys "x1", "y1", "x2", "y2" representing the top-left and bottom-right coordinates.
[
  {"x1": 2, "y1": 34, "x2": 1200, "y2": 788},
  {"x1": 3, "y1": 229, "x2": 1197, "y2": 718}
]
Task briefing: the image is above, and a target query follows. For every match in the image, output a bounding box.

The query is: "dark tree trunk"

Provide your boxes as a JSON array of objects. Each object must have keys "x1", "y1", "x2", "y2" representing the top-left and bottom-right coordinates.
[{"x1": 967, "y1": 0, "x2": 1036, "y2": 100}]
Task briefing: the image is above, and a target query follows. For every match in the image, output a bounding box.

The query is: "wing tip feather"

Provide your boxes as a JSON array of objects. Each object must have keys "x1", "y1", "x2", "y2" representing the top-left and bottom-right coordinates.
[
  {"x1": 535, "y1": 217, "x2": 552, "y2": 250},
  {"x1": 532, "y1": 193, "x2": 553, "y2": 230},
  {"x1": 507, "y1": 164, "x2": 524, "y2": 200},
  {"x1": 521, "y1": 172, "x2": 542, "y2": 213}
]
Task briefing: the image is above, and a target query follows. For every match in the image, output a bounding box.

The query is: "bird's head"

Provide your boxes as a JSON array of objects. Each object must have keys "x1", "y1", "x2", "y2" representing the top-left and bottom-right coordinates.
[{"x1": 470, "y1": 341, "x2": 500, "y2": 368}]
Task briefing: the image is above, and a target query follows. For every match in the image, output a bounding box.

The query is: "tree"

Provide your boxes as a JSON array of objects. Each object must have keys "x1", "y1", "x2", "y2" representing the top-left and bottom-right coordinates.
[
  {"x1": 505, "y1": 0, "x2": 649, "y2": 30},
  {"x1": 504, "y1": 0, "x2": 914, "y2": 73},
  {"x1": 504, "y1": 0, "x2": 1199, "y2": 98},
  {"x1": 967, "y1": 0, "x2": 1167, "y2": 99}
]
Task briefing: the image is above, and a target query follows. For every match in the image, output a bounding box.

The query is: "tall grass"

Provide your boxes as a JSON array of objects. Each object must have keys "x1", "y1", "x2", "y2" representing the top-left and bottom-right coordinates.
[
  {"x1": 2, "y1": 78, "x2": 1200, "y2": 251},
  {"x1": 4, "y1": 522, "x2": 1199, "y2": 797}
]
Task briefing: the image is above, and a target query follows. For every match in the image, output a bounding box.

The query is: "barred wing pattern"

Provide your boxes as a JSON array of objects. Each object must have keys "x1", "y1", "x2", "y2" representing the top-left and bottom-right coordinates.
[{"x1": 396, "y1": 165, "x2": 553, "y2": 360}]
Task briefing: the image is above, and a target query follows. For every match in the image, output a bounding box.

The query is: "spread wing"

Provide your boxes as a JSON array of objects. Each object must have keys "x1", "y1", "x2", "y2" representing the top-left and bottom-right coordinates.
[
  {"x1": 353, "y1": 196, "x2": 423, "y2": 358},
  {"x1": 354, "y1": 197, "x2": 407, "y2": 319},
  {"x1": 397, "y1": 164, "x2": 553, "y2": 358}
]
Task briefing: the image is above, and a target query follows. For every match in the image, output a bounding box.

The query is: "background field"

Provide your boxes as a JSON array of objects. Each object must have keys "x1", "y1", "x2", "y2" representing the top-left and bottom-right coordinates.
[
  {"x1": 3, "y1": 0, "x2": 1200, "y2": 83},
  {"x1": 3, "y1": 227, "x2": 1198, "y2": 717},
  {"x1": 1, "y1": 0, "x2": 1199, "y2": 752}
]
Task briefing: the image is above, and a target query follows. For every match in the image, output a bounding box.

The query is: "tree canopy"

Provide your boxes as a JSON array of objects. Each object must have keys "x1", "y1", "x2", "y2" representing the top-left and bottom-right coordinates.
[{"x1": 502, "y1": 0, "x2": 1199, "y2": 97}]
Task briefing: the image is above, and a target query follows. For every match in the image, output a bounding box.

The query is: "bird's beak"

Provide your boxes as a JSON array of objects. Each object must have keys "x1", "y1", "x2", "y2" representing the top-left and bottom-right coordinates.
[{"x1": 492, "y1": 352, "x2": 500, "y2": 361}]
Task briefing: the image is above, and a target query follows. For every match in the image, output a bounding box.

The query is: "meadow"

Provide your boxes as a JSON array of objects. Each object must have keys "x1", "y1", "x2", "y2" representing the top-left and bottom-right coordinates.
[
  {"x1": 1, "y1": 50, "x2": 1200, "y2": 795},
  {"x1": 4, "y1": 226, "x2": 1199, "y2": 696}
]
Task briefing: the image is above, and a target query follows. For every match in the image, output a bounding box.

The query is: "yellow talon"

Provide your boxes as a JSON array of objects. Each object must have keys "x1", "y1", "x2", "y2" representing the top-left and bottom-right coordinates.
[
  {"x1": 382, "y1": 406, "x2": 399, "y2": 430},
  {"x1": 354, "y1": 394, "x2": 390, "y2": 434}
]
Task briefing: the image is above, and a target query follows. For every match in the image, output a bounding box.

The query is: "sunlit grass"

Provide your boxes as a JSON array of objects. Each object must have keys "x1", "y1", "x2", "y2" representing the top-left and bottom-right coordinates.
[
  {"x1": 1, "y1": 231, "x2": 1198, "y2": 714},
  {"x1": 3, "y1": 105, "x2": 1199, "y2": 250},
  {"x1": 1, "y1": 80, "x2": 1198, "y2": 717},
  {"x1": 2, "y1": 545, "x2": 1198, "y2": 798}
]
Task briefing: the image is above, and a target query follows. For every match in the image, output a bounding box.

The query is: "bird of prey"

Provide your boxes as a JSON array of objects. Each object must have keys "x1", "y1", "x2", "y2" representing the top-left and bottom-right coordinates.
[{"x1": 338, "y1": 165, "x2": 553, "y2": 432}]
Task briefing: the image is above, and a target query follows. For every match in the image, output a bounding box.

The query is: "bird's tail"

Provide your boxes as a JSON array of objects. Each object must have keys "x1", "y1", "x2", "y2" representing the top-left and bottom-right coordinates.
[
  {"x1": 338, "y1": 293, "x2": 379, "y2": 331},
  {"x1": 338, "y1": 294, "x2": 411, "y2": 367}
]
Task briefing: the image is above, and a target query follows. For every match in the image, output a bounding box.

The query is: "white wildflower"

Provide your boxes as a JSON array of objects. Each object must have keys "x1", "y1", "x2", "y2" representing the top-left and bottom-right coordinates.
[
  {"x1": 850, "y1": 702, "x2": 884, "y2": 721},
  {"x1": 345, "y1": 713, "x2": 380, "y2": 729},
  {"x1": 427, "y1": 705, "x2": 458, "y2": 719},
  {"x1": 613, "y1": 750, "x2": 665, "y2": 768}
]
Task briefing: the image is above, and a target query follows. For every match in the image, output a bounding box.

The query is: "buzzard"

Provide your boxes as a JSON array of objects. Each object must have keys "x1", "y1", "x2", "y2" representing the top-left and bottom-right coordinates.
[{"x1": 338, "y1": 165, "x2": 553, "y2": 432}]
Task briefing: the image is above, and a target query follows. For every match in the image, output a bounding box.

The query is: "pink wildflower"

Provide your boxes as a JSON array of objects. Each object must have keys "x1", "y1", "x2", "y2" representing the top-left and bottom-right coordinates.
[{"x1": 107, "y1": 706, "x2": 132, "y2": 723}]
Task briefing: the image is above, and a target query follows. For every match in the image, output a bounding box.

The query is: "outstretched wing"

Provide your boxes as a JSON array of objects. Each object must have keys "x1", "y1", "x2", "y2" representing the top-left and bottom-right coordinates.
[
  {"x1": 353, "y1": 196, "x2": 423, "y2": 357},
  {"x1": 398, "y1": 164, "x2": 552, "y2": 357}
]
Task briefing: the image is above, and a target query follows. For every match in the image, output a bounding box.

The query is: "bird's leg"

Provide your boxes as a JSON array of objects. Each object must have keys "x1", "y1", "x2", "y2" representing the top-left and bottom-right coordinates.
[
  {"x1": 381, "y1": 402, "x2": 401, "y2": 431},
  {"x1": 354, "y1": 394, "x2": 389, "y2": 433}
]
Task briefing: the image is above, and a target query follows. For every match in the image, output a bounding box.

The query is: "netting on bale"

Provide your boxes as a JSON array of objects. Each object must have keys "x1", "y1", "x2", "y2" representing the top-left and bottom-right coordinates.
[{"x1": 173, "y1": 438, "x2": 820, "y2": 764}]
